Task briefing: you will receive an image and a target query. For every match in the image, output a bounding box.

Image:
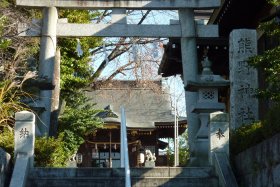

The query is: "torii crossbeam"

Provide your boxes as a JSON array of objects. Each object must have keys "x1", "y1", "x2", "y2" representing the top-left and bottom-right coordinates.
[{"x1": 16, "y1": 0, "x2": 220, "y2": 9}]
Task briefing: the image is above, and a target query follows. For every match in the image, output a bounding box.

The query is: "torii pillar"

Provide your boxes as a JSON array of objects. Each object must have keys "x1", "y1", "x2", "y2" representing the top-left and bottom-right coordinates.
[
  {"x1": 38, "y1": 7, "x2": 58, "y2": 135},
  {"x1": 179, "y1": 9, "x2": 200, "y2": 165}
]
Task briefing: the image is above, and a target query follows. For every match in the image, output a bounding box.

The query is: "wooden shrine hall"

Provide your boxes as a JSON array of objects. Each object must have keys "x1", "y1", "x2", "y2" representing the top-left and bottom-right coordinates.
[{"x1": 77, "y1": 80, "x2": 187, "y2": 168}]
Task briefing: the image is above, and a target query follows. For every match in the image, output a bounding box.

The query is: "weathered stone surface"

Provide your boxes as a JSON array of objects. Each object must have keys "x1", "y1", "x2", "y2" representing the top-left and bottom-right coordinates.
[
  {"x1": 26, "y1": 167, "x2": 219, "y2": 187},
  {"x1": 23, "y1": 78, "x2": 54, "y2": 90},
  {"x1": 209, "y1": 112, "x2": 229, "y2": 165},
  {"x1": 235, "y1": 133, "x2": 280, "y2": 187},
  {"x1": 9, "y1": 153, "x2": 29, "y2": 187},
  {"x1": 111, "y1": 9, "x2": 127, "y2": 24},
  {"x1": 210, "y1": 112, "x2": 229, "y2": 122},
  {"x1": 14, "y1": 111, "x2": 35, "y2": 166},
  {"x1": 209, "y1": 112, "x2": 235, "y2": 187},
  {"x1": 15, "y1": 111, "x2": 35, "y2": 121},
  {"x1": 229, "y1": 29, "x2": 259, "y2": 129},
  {"x1": 10, "y1": 112, "x2": 36, "y2": 187},
  {"x1": 0, "y1": 148, "x2": 11, "y2": 187},
  {"x1": 37, "y1": 7, "x2": 58, "y2": 136},
  {"x1": 18, "y1": 22, "x2": 218, "y2": 38},
  {"x1": 16, "y1": 0, "x2": 220, "y2": 9},
  {"x1": 144, "y1": 161, "x2": 155, "y2": 168},
  {"x1": 213, "y1": 152, "x2": 238, "y2": 187},
  {"x1": 179, "y1": 8, "x2": 200, "y2": 166}
]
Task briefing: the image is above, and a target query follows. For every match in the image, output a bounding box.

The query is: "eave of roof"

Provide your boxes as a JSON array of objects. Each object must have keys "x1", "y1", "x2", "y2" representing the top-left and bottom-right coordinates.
[{"x1": 209, "y1": 0, "x2": 272, "y2": 36}]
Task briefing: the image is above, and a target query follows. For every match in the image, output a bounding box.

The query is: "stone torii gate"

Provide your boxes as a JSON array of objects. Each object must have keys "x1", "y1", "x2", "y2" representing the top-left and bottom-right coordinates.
[{"x1": 16, "y1": 0, "x2": 220, "y2": 165}]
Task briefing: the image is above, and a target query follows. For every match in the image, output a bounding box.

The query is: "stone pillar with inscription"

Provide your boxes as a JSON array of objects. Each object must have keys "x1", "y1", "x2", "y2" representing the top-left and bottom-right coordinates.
[
  {"x1": 15, "y1": 111, "x2": 35, "y2": 167},
  {"x1": 209, "y1": 111, "x2": 229, "y2": 165},
  {"x1": 229, "y1": 29, "x2": 259, "y2": 129}
]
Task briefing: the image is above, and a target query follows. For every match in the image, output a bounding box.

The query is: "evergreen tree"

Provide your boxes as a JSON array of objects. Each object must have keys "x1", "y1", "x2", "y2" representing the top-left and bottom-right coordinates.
[{"x1": 249, "y1": 0, "x2": 280, "y2": 104}]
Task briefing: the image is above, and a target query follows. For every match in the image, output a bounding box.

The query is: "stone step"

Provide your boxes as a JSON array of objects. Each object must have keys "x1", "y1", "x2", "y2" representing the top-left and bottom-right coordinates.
[
  {"x1": 28, "y1": 167, "x2": 215, "y2": 178},
  {"x1": 27, "y1": 176, "x2": 218, "y2": 187},
  {"x1": 26, "y1": 167, "x2": 219, "y2": 187}
]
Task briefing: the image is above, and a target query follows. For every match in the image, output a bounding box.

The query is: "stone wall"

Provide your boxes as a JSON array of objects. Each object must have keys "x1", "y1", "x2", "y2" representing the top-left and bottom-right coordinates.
[
  {"x1": 0, "y1": 148, "x2": 11, "y2": 187},
  {"x1": 234, "y1": 133, "x2": 280, "y2": 187}
]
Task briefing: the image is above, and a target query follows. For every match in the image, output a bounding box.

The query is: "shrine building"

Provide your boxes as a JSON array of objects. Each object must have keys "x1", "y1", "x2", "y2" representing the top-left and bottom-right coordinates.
[{"x1": 77, "y1": 80, "x2": 187, "y2": 167}]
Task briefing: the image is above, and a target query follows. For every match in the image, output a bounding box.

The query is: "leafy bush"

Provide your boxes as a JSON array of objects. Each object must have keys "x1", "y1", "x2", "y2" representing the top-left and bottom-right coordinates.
[
  {"x1": 230, "y1": 105, "x2": 280, "y2": 155},
  {"x1": 35, "y1": 134, "x2": 70, "y2": 167},
  {"x1": 230, "y1": 122, "x2": 263, "y2": 155},
  {"x1": 262, "y1": 105, "x2": 280, "y2": 138},
  {"x1": 0, "y1": 128, "x2": 72, "y2": 167},
  {"x1": 0, "y1": 127, "x2": 14, "y2": 157},
  {"x1": 0, "y1": 103, "x2": 103, "y2": 167},
  {"x1": 0, "y1": 103, "x2": 104, "y2": 167}
]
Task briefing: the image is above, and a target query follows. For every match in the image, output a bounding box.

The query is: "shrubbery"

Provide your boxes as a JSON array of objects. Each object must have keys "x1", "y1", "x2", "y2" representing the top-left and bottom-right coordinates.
[
  {"x1": 230, "y1": 122, "x2": 263, "y2": 155},
  {"x1": 0, "y1": 128, "x2": 70, "y2": 167},
  {"x1": 0, "y1": 127, "x2": 14, "y2": 157},
  {"x1": 230, "y1": 105, "x2": 280, "y2": 155},
  {"x1": 34, "y1": 134, "x2": 70, "y2": 167}
]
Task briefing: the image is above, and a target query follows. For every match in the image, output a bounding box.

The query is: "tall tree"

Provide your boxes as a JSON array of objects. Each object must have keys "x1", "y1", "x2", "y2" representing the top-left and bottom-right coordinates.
[
  {"x1": 249, "y1": 0, "x2": 280, "y2": 104},
  {"x1": 58, "y1": 10, "x2": 102, "y2": 106}
]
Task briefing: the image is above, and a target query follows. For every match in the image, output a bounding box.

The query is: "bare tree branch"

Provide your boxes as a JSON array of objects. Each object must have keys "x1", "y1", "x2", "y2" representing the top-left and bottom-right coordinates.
[
  {"x1": 91, "y1": 38, "x2": 164, "y2": 55},
  {"x1": 106, "y1": 60, "x2": 136, "y2": 81},
  {"x1": 92, "y1": 10, "x2": 153, "y2": 80},
  {"x1": 95, "y1": 10, "x2": 109, "y2": 23},
  {"x1": 138, "y1": 10, "x2": 151, "y2": 25}
]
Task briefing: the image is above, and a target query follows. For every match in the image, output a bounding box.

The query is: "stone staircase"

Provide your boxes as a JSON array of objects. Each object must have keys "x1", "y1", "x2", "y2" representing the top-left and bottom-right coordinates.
[{"x1": 26, "y1": 167, "x2": 219, "y2": 187}]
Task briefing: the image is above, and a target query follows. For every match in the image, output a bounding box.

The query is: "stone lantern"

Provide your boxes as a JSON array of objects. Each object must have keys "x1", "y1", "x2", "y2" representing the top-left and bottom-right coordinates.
[{"x1": 185, "y1": 57, "x2": 229, "y2": 166}]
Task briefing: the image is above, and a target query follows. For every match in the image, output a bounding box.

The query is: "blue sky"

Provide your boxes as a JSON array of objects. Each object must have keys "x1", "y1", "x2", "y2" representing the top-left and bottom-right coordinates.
[{"x1": 87, "y1": 10, "x2": 186, "y2": 116}]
